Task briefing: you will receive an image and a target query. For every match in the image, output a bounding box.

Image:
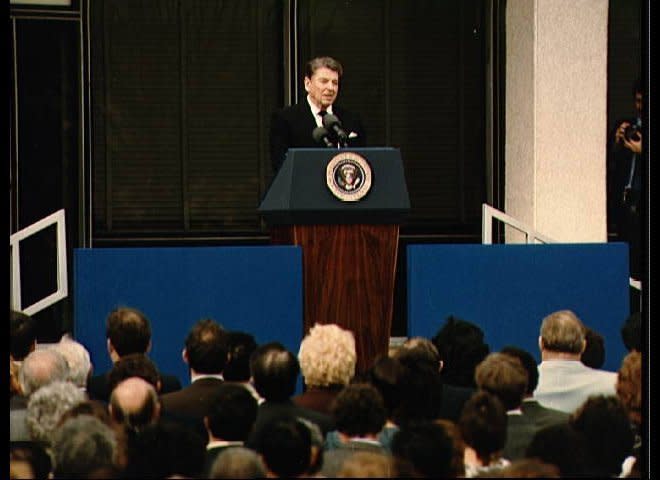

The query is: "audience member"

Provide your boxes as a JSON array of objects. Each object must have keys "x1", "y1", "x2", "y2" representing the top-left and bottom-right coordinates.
[
  {"x1": 209, "y1": 446, "x2": 267, "y2": 479},
  {"x1": 435, "y1": 419, "x2": 466, "y2": 477},
  {"x1": 9, "y1": 441, "x2": 52, "y2": 479},
  {"x1": 524, "y1": 422, "x2": 591, "y2": 477},
  {"x1": 10, "y1": 357, "x2": 22, "y2": 397},
  {"x1": 17, "y1": 348, "x2": 70, "y2": 397},
  {"x1": 25, "y1": 380, "x2": 86, "y2": 447},
  {"x1": 58, "y1": 399, "x2": 129, "y2": 471},
  {"x1": 247, "y1": 342, "x2": 334, "y2": 447},
  {"x1": 474, "y1": 352, "x2": 538, "y2": 460},
  {"x1": 499, "y1": 346, "x2": 568, "y2": 429},
  {"x1": 390, "y1": 420, "x2": 455, "y2": 478},
  {"x1": 394, "y1": 336, "x2": 474, "y2": 422},
  {"x1": 431, "y1": 315, "x2": 490, "y2": 388},
  {"x1": 337, "y1": 451, "x2": 397, "y2": 478},
  {"x1": 223, "y1": 330, "x2": 263, "y2": 402},
  {"x1": 581, "y1": 326, "x2": 606, "y2": 369},
  {"x1": 569, "y1": 395, "x2": 635, "y2": 477},
  {"x1": 53, "y1": 334, "x2": 92, "y2": 390},
  {"x1": 616, "y1": 350, "x2": 642, "y2": 476},
  {"x1": 109, "y1": 377, "x2": 161, "y2": 433},
  {"x1": 123, "y1": 420, "x2": 207, "y2": 479},
  {"x1": 458, "y1": 390, "x2": 510, "y2": 477},
  {"x1": 107, "y1": 353, "x2": 162, "y2": 393},
  {"x1": 621, "y1": 311, "x2": 642, "y2": 353},
  {"x1": 12, "y1": 348, "x2": 71, "y2": 441},
  {"x1": 87, "y1": 306, "x2": 181, "y2": 402},
  {"x1": 252, "y1": 417, "x2": 313, "y2": 478},
  {"x1": 203, "y1": 383, "x2": 258, "y2": 476},
  {"x1": 160, "y1": 318, "x2": 228, "y2": 438},
  {"x1": 50, "y1": 415, "x2": 118, "y2": 479},
  {"x1": 322, "y1": 383, "x2": 389, "y2": 476},
  {"x1": 10, "y1": 310, "x2": 38, "y2": 364},
  {"x1": 361, "y1": 355, "x2": 407, "y2": 448},
  {"x1": 534, "y1": 310, "x2": 617, "y2": 413},
  {"x1": 294, "y1": 323, "x2": 357, "y2": 415}
]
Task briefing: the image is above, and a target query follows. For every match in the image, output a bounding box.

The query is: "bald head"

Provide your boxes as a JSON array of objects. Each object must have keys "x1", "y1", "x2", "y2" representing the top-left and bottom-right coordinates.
[
  {"x1": 539, "y1": 310, "x2": 586, "y2": 357},
  {"x1": 109, "y1": 377, "x2": 160, "y2": 430},
  {"x1": 19, "y1": 348, "x2": 70, "y2": 396}
]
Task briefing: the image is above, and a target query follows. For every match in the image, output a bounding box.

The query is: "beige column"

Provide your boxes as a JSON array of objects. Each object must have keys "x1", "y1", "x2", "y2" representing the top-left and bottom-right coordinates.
[{"x1": 505, "y1": 0, "x2": 609, "y2": 242}]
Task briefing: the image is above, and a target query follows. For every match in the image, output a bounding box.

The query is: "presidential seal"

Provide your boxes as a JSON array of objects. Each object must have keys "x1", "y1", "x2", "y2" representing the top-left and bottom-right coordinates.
[{"x1": 326, "y1": 152, "x2": 372, "y2": 201}]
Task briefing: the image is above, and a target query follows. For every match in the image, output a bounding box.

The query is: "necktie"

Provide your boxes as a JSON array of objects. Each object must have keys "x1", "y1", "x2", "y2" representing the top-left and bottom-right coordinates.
[{"x1": 318, "y1": 110, "x2": 327, "y2": 127}]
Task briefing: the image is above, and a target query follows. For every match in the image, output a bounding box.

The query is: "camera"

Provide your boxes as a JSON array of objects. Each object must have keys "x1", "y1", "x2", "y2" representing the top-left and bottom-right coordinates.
[{"x1": 623, "y1": 123, "x2": 641, "y2": 142}]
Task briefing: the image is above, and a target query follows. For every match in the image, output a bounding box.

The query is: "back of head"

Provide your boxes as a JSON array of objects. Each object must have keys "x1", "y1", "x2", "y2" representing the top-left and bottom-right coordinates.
[
  {"x1": 331, "y1": 382, "x2": 386, "y2": 437},
  {"x1": 580, "y1": 327, "x2": 605, "y2": 369},
  {"x1": 431, "y1": 315, "x2": 490, "y2": 387},
  {"x1": 394, "y1": 336, "x2": 441, "y2": 374},
  {"x1": 305, "y1": 56, "x2": 343, "y2": 78},
  {"x1": 108, "y1": 353, "x2": 160, "y2": 393},
  {"x1": 19, "y1": 348, "x2": 70, "y2": 396},
  {"x1": 250, "y1": 342, "x2": 299, "y2": 401},
  {"x1": 298, "y1": 323, "x2": 356, "y2": 388},
  {"x1": 106, "y1": 307, "x2": 151, "y2": 357},
  {"x1": 616, "y1": 351, "x2": 642, "y2": 425},
  {"x1": 569, "y1": 395, "x2": 634, "y2": 477},
  {"x1": 184, "y1": 318, "x2": 228, "y2": 374},
  {"x1": 525, "y1": 422, "x2": 590, "y2": 476},
  {"x1": 337, "y1": 451, "x2": 396, "y2": 478},
  {"x1": 621, "y1": 312, "x2": 642, "y2": 352},
  {"x1": 223, "y1": 330, "x2": 258, "y2": 382},
  {"x1": 209, "y1": 446, "x2": 266, "y2": 479},
  {"x1": 458, "y1": 390, "x2": 507, "y2": 464},
  {"x1": 26, "y1": 380, "x2": 87, "y2": 445},
  {"x1": 475, "y1": 352, "x2": 528, "y2": 410},
  {"x1": 254, "y1": 417, "x2": 312, "y2": 477},
  {"x1": 539, "y1": 310, "x2": 585, "y2": 354},
  {"x1": 206, "y1": 383, "x2": 258, "y2": 441},
  {"x1": 109, "y1": 377, "x2": 160, "y2": 432},
  {"x1": 53, "y1": 336, "x2": 92, "y2": 389},
  {"x1": 10, "y1": 310, "x2": 37, "y2": 361},
  {"x1": 10, "y1": 441, "x2": 52, "y2": 479},
  {"x1": 500, "y1": 346, "x2": 538, "y2": 395},
  {"x1": 364, "y1": 355, "x2": 408, "y2": 419},
  {"x1": 391, "y1": 420, "x2": 455, "y2": 478},
  {"x1": 51, "y1": 415, "x2": 117, "y2": 479}
]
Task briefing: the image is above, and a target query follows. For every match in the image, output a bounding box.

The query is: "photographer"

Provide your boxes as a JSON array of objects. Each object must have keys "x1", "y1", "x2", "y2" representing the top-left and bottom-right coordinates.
[{"x1": 608, "y1": 78, "x2": 643, "y2": 284}]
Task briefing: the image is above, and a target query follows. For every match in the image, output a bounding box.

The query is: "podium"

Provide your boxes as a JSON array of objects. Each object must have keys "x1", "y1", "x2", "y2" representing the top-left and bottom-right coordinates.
[{"x1": 258, "y1": 148, "x2": 410, "y2": 373}]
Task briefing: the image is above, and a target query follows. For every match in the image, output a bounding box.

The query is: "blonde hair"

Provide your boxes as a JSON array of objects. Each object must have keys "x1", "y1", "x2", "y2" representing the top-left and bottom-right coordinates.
[
  {"x1": 540, "y1": 310, "x2": 585, "y2": 354},
  {"x1": 298, "y1": 323, "x2": 356, "y2": 387}
]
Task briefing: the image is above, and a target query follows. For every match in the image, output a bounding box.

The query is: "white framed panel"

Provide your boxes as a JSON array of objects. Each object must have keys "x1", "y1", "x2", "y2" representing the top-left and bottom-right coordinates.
[{"x1": 10, "y1": 209, "x2": 68, "y2": 315}]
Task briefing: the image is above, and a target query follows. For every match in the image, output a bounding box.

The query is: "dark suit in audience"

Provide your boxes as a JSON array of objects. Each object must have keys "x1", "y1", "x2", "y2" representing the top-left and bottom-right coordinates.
[
  {"x1": 246, "y1": 342, "x2": 334, "y2": 448},
  {"x1": 159, "y1": 318, "x2": 229, "y2": 439},
  {"x1": 89, "y1": 307, "x2": 181, "y2": 402}
]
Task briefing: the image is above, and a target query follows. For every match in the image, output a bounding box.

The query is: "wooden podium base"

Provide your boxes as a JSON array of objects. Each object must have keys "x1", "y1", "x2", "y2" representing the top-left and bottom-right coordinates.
[{"x1": 271, "y1": 224, "x2": 399, "y2": 374}]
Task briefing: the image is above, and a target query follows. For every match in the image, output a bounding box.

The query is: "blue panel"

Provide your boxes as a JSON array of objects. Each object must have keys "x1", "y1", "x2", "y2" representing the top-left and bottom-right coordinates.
[
  {"x1": 407, "y1": 243, "x2": 630, "y2": 372},
  {"x1": 74, "y1": 246, "x2": 303, "y2": 388}
]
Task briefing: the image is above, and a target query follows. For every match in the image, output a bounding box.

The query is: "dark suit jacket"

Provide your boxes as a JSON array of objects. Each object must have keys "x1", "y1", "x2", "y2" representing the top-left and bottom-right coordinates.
[
  {"x1": 438, "y1": 383, "x2": 475, "y2": 422},
  {"x1": 160, "y1": 377, "x2": 224, "y2": 425},
  {"x1": 521, "y1": 399, "x2": 569, "y2": 430},
  {"x1": 269, "y1": 101, "x2": 366, "y2": 173},
  {"x1": 503, "y1": 412, "x2": 539, "y2": 461},
  {"x1": 292, "y1": 386, "x2": 342, "y2": 416},
  {"x1": 87, "y1": 371, "x2": 182, "y2": 403},
  {"x1": 247, "y1": 399, "x2": 335, "y2": 448}
]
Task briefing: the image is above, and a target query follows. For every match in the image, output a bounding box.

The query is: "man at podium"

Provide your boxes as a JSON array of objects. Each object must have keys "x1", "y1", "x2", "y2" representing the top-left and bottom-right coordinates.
[{"x1": 269, "y1": 56, "x2": 367, "y2": 173}]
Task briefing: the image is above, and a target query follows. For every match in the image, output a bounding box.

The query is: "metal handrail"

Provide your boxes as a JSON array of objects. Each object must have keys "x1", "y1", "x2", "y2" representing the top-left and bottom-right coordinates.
[{"x1": 481, "y1": 203, "x2": 641, "y2": 291}]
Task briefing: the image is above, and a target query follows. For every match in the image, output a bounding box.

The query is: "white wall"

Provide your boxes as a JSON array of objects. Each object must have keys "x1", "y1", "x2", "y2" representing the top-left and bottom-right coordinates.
[{"x1": 505, "y1": 0, "x2": 609, "y2": 242}]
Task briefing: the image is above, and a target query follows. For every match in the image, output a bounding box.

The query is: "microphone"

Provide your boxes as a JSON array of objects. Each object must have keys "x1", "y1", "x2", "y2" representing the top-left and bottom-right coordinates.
[
  {"x1": 312, "y1": 126, "x2": 335, "y2": 147},
  {"x1": 322, "y1": 114, "x2": 348, "y2": 146}
]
